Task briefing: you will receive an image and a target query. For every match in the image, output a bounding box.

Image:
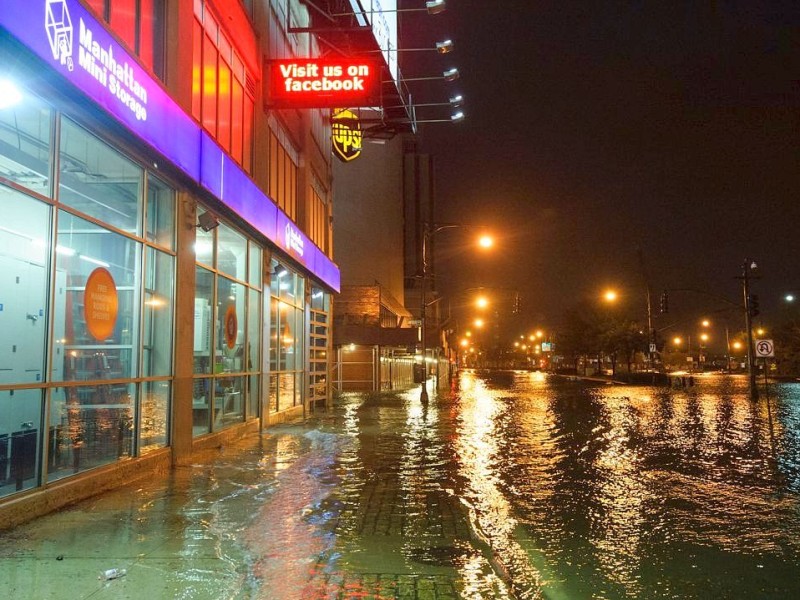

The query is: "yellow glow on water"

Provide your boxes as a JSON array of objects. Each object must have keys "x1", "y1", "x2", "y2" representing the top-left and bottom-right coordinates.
[{"x1": 454, "y1": 372, "x2": 544, "y2": 592}]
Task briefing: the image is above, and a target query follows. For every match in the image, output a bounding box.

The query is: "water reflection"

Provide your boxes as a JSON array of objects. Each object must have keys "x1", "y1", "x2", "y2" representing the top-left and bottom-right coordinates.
[
  {"x1": 453, "y1": 372, "x2": 543, "y2": 598},
  {"x1": 454, "y1": 371, "x2": 800, "y2": 598}
]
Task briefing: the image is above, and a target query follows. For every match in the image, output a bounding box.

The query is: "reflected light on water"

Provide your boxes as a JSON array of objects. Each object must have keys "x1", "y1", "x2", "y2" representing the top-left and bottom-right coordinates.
[{"x1": 454, "y1": 371, "x2": 543, "y2": 596}]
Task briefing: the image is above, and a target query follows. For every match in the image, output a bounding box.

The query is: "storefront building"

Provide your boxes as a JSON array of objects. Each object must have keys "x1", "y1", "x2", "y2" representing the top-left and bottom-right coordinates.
[{"x1": 0, "y1": 0, "x2": 339, "y2": 527}]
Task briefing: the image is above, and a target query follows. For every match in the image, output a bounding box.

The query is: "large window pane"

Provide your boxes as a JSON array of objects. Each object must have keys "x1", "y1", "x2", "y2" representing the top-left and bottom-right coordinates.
[
  {"x1": 195, "y1": 210, "x2": 214, "y2": 266},
  {"x1": 216, "y1": 277, "x2": 244, "y2": 374},
  {"x1": 247, "y1": 374, "x2": 259, "y2": 419},
  {"x1": 140, "y1": 380, "x2": 170, "y2": 451},
  {"x1": 218, "y1": 375, "x2": 243, "y2": 427},
  {"x1": 0, "y1": 187, "x2": 50, "y2": 385},
  {"x1": 216, "y1": 223, "x2": 247, "y2": 280},
  {"x1": 59, "y1": 119, "x2": 143, "y2": 235},
  {"x1": 143, "y1": 248, "x2": 174, "y2": 377},
  {"x1": 193, "y1": 267, "x2": 214, "y2": 374},
  {"x1": 246, "y1": 287, "x2": 261, "y2": 373},
  {"x1": 0, "y1": 389, "x2": 43, "y2": 497},
  {"x1": 54, "y1": 211, "x2": 139, "y2": 382},
  {"x1": 48, "y1": 383, "x2": 135, "y2": 481},
  {"x1": 192, "y1": 377, "x2": 211, "y2": 436},
  {"x1": 146, "y1": 175, "x2": 175, "y2": 250},
  {"x1": 269, "y1": 297, "x2": 279, "y2": 371},
  {"x1": 248, "y1": 243, "x2": 261, "y2": 287},
  {"x1": 0, "y1": 97, "x2": 52, "y2": 197}
]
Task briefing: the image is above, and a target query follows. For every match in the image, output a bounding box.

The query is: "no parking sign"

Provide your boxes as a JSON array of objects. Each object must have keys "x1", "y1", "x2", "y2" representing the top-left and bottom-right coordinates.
[{"x1": 755, "y1": 339, "x2": 775, "y2": 358}]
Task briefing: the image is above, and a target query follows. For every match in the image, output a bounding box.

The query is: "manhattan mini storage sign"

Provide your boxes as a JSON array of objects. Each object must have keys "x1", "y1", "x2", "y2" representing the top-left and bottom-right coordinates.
[{"x1": 266, "y1": 59, "x2": 380, "y2": 108}]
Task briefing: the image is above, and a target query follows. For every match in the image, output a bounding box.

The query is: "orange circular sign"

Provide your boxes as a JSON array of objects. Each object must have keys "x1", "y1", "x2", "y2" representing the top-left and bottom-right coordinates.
[
  {"x1": 224, "y1": 305, "x2": 238, "y2": 349},
  {"x1": 83, "y1": 267, "x2": 119, "y2": 341}
]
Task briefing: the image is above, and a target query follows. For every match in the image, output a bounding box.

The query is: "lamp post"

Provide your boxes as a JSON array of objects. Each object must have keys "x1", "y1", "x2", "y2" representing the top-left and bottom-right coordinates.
[
  {"x1": 419, "y1": 223, "x2": 493, "y2": 404},
  {"x1": 740, "y1": 260, "x2": 760, "y2": 400}
]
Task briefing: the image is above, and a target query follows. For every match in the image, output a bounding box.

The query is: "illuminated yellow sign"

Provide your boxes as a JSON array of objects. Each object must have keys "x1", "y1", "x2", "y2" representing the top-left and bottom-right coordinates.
[{"x1": 331, "y1": 109, "x2": 362, "y2": 162}]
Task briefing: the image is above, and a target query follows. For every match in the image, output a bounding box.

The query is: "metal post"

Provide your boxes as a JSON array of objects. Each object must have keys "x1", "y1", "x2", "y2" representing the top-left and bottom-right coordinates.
[
  {"x1": 725, "y1": 324, "x2": 731, "y2": 374},
  {"x1": 742, "y1": 260, "x2": 759, "y2": 401},
  {"x1": 646, "y1": 284, "x2": 653, "y2": 370},
  {"x1": 420, "y1": 224, "x2": 429, "y2": 405}
]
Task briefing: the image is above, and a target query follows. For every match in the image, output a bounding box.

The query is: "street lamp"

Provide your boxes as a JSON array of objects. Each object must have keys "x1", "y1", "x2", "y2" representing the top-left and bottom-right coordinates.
[
  {"x1": 419, "y1": 223, "x2": 493, "y2": 403},
  {"x1": 739, "y1": 259, "x2": 760, "y2": 400},
  {"x1": 603, "y1": 289, "x2": 618, "y2": 303}
]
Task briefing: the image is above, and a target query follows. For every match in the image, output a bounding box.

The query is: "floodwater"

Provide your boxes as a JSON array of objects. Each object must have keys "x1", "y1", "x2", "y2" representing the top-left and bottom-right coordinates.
[{"x1": 2, "y1": 371, "x2": 800, "y2": 599}]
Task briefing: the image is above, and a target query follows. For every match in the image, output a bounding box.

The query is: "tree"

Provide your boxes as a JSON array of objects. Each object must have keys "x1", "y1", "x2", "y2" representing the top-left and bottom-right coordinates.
[{"x1": 774, "y1": 318, "x2": 800, "y2": 377}]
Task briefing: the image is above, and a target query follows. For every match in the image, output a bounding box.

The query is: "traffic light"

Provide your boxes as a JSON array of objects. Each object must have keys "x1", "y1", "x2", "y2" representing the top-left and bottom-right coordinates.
[
  {"x1": 660, "y1": 290, "x2": 669, "y2": 314},
  {"x1": 748, "y1": 294, "x2": 760, "y2": 317}
]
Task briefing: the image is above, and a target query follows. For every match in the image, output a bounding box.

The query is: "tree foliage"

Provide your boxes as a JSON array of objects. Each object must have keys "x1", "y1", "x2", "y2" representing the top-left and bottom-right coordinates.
[{"x1": 556, "y1": 301, "x2": 648, "y2": 375}]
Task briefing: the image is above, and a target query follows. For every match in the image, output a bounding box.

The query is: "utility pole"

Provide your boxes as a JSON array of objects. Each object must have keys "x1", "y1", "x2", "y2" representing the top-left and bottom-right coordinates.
[
  {"x1": 740, "y1": 260, "x2": 759, "y2": 401},
  {"x1": 419, "y1": 223, "x2": 430, "y2": 405}
]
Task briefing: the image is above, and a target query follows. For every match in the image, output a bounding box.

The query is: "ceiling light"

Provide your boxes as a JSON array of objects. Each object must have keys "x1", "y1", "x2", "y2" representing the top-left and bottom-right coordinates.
[
  {"x1": 426, "y1": 0, "x2": 446, "y2": 15},
  {"x1": 436, "y1": 39, "x2": 454, "y2": 54}
]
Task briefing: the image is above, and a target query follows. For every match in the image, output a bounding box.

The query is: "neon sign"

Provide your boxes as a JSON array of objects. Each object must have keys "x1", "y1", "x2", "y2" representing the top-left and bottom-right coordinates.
[
  {"x1": 1, "y1": 0, "x2": 341, "y2": 292},
  {"x1": 266, "y1": 59, "x2": 380, "y2": 108},
  {"x1": 331, "y1": 109, "x2": 362, "y2": 162},
  {"x1": 285, "y1": 223, "x2": 305, "y2": 257}
]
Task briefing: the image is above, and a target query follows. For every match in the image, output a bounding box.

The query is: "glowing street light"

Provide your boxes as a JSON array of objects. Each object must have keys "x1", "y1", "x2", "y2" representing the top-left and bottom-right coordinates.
[
  {"x1": 419, "y1": 222, "x2": 493, "y2": 403},
  {"x1": 474, "y1": 318, "x2": 485, "y2": 329},
  {"x1": 673, "y1": 337, "x2": 682, "y2": 346},
  {"x1": 478, "y1": 234, "x2": 493, "y2": 249},
  {"x1": 603, "y1": 289, "x2": 618, "y2": 303},
  {"x1": 475, "y1": 295, "x2": 489, "y2": 309}
]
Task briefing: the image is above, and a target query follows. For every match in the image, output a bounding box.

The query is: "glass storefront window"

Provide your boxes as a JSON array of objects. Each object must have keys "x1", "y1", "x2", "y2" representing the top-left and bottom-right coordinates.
[
  {"x1": 248, "y1": 242, "x2": 261, "y2": 287},
  {"x1": 146, "y1": 175, "x2": 175, "y2": 250},
  {"x1": 216, "y1": 277, "x2": 244, "y2": 374},
  {"x1": 0, "y1": 389, "x2": 43, "y2": 494},
  {"x1": 216, "y1": 223, "x2": 247, "y2": 281},
  {"x1": 195, "y1": 209, "x2": 214, "y2": 266},
  {"x1": 48, "y1": 382, "x2": 135, "y2": 482},
  {"x1": 1, "y1": 94, "x2": 177, "y2": 495},
  {"x1": 268, "y1": 258, "x2": 304, "y2": 413},
  {"x1": 54, "y1": 211, "x2": 139, "y2": 383},
  {"x1": 59, "y1": 119, "x2": 143, "y2": 236},
  {"x1": 143, "y1": 248, "x2": 175, "y2": 377},
  {"x1": 246, "y1": 287, "x2": 261, "y2": 374},
  {"x1": 193, "y1": 267, "x2": 214, "y2": 375},
  {"x1": 193, "y1": 219, "x2": 261, "y2": 435},
  {"x1": 0, "y1": 187, "x2": 50, "y2": 386},
  {"x1": 247, "y1": 374, "x2": 259, "y2": 419},
  {"x1": 140, "y1": 381, "x2": 170, "y2": 452},
  {"x1": 0, "y1": 97, "x2": 52, "y2": 198}
]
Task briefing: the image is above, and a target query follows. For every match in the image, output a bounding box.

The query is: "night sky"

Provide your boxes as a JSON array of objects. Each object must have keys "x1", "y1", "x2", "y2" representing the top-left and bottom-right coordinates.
[{"x1": 402, "y1": 1, "x2": 799, "y2": 337}]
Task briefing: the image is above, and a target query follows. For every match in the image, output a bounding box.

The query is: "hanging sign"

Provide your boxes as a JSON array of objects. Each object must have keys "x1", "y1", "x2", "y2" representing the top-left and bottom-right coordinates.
[
  {"x1": 266, "y1": 59, "x2": 380, "y2": 108},
  {"x1": 83, "y1": 267, "x2": 119, "y2": 341},
  {"x1": 331, "y1": 109, "x2": 362, "y2": 162}
]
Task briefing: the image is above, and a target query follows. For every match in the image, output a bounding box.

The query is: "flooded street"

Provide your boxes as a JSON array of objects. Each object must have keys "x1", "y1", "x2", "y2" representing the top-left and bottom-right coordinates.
[{"x1": 3, "y1": 371, "x2": 800, "y2": 599}]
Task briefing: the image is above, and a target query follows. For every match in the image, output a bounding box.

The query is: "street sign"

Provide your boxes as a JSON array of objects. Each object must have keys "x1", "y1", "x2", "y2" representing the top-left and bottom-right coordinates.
[
  {"x1": 755, "y1": 339, "x2": 775, "y2": 358},
  {"x1": 649, "y1": 343, "x2": 657, "y2": 353}
]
